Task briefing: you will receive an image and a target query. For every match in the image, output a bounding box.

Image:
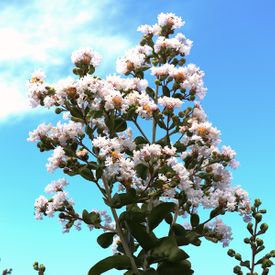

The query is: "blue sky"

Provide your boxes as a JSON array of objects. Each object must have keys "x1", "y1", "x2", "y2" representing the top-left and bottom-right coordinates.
[{"x1": 0, "y1": 0, "x2": 274, "y2": 274}]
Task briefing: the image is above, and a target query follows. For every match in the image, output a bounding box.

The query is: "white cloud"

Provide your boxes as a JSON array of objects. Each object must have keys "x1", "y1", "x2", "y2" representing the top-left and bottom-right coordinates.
[
  {"x1": 0, "y1": 79, "x2": 28, "y2": 120},
  {"x1": 0, "y1": 0, "x2": 132, "y2": 121}
]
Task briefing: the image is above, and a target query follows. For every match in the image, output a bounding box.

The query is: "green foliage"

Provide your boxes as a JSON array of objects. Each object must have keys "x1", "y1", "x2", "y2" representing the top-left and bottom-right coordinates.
[
  {"x1": 148, "y1": 202, "x2": 175, "y2": 230},
  {"x1": 88, "y1": 255, "x2": 132, "y2": 275},
  {"x1": 97, "y1": 232, "x2": 116, "y2": 249},
  {"x1": 82, "y1": 210, "x2": 101, "y2": 226}
]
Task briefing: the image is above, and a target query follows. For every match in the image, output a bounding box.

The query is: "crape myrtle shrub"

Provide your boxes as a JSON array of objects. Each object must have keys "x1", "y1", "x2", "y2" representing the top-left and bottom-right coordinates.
[{"x1": 27, "y1": 13, "x2": 274, "y2": 274}]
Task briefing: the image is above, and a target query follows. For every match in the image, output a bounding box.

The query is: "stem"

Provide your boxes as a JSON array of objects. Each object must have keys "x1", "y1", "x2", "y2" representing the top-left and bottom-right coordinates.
[
  {"x1": 250, "y1": 214, "x2": 259, "y2": 273},
  {"x1": 171, "y1": 203, "x2": 179, "y2": 227},
  {"x1": 152, "y1": 82, "x2": 159, "y2": 143},
  {"x1": 102, "y1": 176, "x2": 140, "y2": 275},
  {"x1": 166, "y1": 113, "x2": 171, "y2": 144}
]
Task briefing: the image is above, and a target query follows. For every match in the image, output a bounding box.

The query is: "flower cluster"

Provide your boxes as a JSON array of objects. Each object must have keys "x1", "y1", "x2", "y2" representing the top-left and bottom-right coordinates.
[
  {"x1": 28, "y1": 12, "x2": 253, "y2": 274},
  {"x1": 34, "y1": 178, "x2": 113, "y2": 233}
]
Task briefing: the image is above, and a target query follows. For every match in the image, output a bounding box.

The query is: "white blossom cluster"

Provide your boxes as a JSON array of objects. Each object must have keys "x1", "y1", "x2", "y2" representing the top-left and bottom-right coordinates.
[
  {"x1": 71, "y1": 48, "x2": 102, "y2": 67},
  {"x1": 28, "y1": 121, "x2": 83, "y2": 145},
  {"x1": 151, "y1": 64, "x2": 207, "y2": 99},
  {"x1": 28, "y1": 73, "x2": 158, "y2": 119},
  {"x1": 34, "y1": 178, "x2": 73, "y2": 220},
  {"x1": 205, "y1": 218, "x2": 233, "y2": 247},
  {"x1": 116, "y1": 45, "x2": 152, "y2": 74},
  {"x1": 34, "y1": 178, "x2": 114, "y2": 233},
  {"x1": 154, "y1": 34, "x2": 193, "y2": 56},
  {"x1": 29, "y1": 12, "x2": 250, "y2": 245}
]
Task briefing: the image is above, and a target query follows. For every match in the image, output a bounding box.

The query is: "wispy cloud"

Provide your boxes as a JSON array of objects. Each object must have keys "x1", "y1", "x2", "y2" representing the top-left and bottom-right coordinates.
[{"x1": 0, "y1": 0, "x2": 131, "y2": 120}]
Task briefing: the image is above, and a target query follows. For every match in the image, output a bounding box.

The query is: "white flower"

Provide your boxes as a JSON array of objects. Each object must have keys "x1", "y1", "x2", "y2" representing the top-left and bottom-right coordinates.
[
  {"x1": 45, "y1": 178, "x2": 68, "y2": 193},
  {"x1": 116, "y1": 45, "x2": 152, "y2": 74},
  {"x1": 190, "y1": 121, "x2": 221, "y2": 145},
  {"x1": 27, "y1": 123, "x2": 53, "y2": 142},
  {"x1": 34, "y1": 195, "x2": 48, "y2": 220},
  {"x1": 137, "y1": 24, "x2": 161, "y2": 35},
  {"x1": 31, "y1": 69, "x2": 46, "y2": 83},
  {"x1": 55, "y1": 77, "x2": 77, "y2": 104},
  {"x1": 157, "y1": 13, "x2": 185, "y2": 30},
  {"x1": 221, "y1": 146, "x2": 240, "y2": 169},
  {"x1": 151, "y1": 64, "x2": 175, "y2": 77},
  {"x1": 159, "y1": 96, "x2": 183, "y2": 109},
  {"x1": 154, "y1": 35, "x2": 192, "y2": 56},
  {"x1": 205, "y1": 218, "x2": 233, "y2": 247},
  {"x1": 27, "y1": 76, "x2": 48, "y2": 108},
  {"x1": 181, "y1": 64, "x2": 207, "y2": 100},
  {"x1": 133, "y1": 144, "x2": 162, "y2": 164},
  {"x1": 43, "y1": 96, "x2": 56, "y2": 108},
  {"x1": 71, "y1": 48, "x2": 102, "y2": 67},
  {"x1": 46, "y1": 146, "x2": 65, "y2": 173}
]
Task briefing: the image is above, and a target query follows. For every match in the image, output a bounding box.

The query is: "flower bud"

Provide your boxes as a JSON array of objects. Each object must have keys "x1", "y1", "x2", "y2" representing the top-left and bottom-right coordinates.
[
  {"x1": 262, "y1": 258, "x2": 272, "y2": 268},
  {"x1": 244, "y1": 238, "x2": 250, "y2": 244},
  {"x1": 59, "y1": 212, "x2": 66, "y2": 219},
  {"x1": 256, "y1": 238, "x2": 263, "y2": 246},
  {"x1": 233, "y1": 266, "x2": 241, "y2": 273},
  {"x1": 189, "y1": 95, "x2": 195, "y2": 101},
  {"x1": 260, "y1": 223, "x2": 268, "y2": 233},
  {"x1": 259, "y1": 209, "x2": 267, "y2": 214},
  {"x1": 55, "y1": 108, "x2": 63, "y2": 114},
  {"x1": 155, "y1": 79, "x2": 161, "y2": 85},
  {"x1": 33, "y1": 262, "x2": 39, "y2": 270},
  {"x1": 40, "y1": 265, "x2": 46, "y2": 272},
  {"x1": 247, "y1": 223, "x2": 253, "y2": 234},
  {"x1": 254, "y1": 198, "x2": 262, "y2": 207},
  {"x1": 255, "y1": 213, "x2": 262, "y2": 223},
  {"x1": 235, "y1": 253, "x2": 242, "y2": 261},
  {"x1": 152, "y1": 59, "x2": 158, "y2": 66},
  {"x1": 227, "y1": 249, "x2": 235, "y2": 257}
]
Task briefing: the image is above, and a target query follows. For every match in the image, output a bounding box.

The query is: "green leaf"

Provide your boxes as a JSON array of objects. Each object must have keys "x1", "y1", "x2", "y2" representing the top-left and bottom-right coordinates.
[
  {"x1": 110, "y1": 188, "x2": 138, "y2": 208},
  {"x1": 126, "y1": 219, "x2": 157, "y2": 250},
  {"x1": 148, "y1": 202, "x2": 175, "y2": 230},
  {"x1": 70, "y1": 107, "x2": 83, "y2": 119},
  {"x1": 96, "y1": 167, "x2": 103, "y2": 180},
  {"x1": 135, "y1": 71, "x2": 144, "y2": 79},
  {"x1": 104, "y1": 115, "x2": 114, "y2": 133},
  {"x1": 146, "y1": 87, "x2": 155, "y2": 98},
  {"x1": 114, "y1": 117, "x2": 127, "y2": 132},
  {"x1": 82, "y1": 210, "x2": 100, "y2": 225},
  {"x1": 165, "y1": 213, "x2": 173, "y2": 224},
  {"x1": 71, "y1": 116, "x2": 84, "y2": 123},
  {"x1": 157, "y1": 260, "x2": 193, "y2": 275},
  {"x1": 88, "y1": 255, "x2": 131, "y2": 275},
  {"x1": 119, "y1": 210, "x2": 146, "y2": 224},
  {"x1": 89, "y1": 66, "x2": 95, "y2": 75},
  {"x1": 87, "y1": 162, "x2": 98, "y2": 170},
  {"x1": 134, "y1": 136, "x2": 148, "y2": 145},
  {"x1": 97, "y1": 232, "x2": 116, "y2": 249},
  {"x1": 151, "y1": 236, "x2": 189, "y2": 263},
  {"x1": 79, "y1": 167, "x2": 95, "y2": 181},
  {"x1": 142, "y1": 269, "x2": 158, "y2": 274},
  {"x1": 162, "y1": 86, "x2": 170, "y2": 97},
  {"x1": 170, "y1": 224, "x2": 196, "y2": 246},
  {"x1": 85, "y1": 125, "x2": 94, "y2": 139},
  {"x1": 174, "y1": 141, "x2": 186, "y2": 152},
  {"x1": 190, "y1": 214, "x2": 200, "y2": 227},
  {"x1": 157, "y1": 118, "x2": 166, "y2": 129},
  {"x1": 135, "y1": 163, "x2": 148, "y2": 180}
]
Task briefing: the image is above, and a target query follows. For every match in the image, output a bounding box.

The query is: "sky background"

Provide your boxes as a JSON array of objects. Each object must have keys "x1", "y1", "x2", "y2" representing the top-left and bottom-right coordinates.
[{"x1": 0, "y1": 0, "x2": 274, "y2": 274}]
